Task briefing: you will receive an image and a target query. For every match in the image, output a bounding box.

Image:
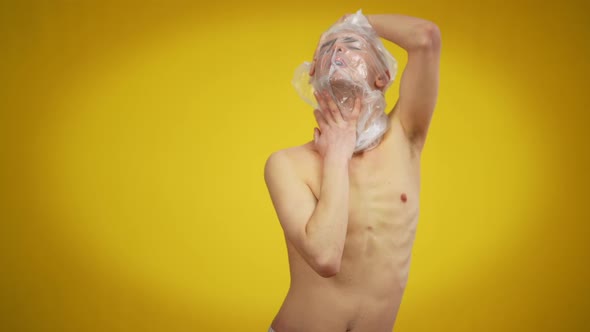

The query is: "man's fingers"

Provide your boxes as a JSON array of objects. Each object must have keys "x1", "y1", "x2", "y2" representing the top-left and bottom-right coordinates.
[
  {"x1": 314, "y1": 91, "x2": 328, "y2": 114},
  {"x1": 314, "y1": 91, "x2": 336, "y2": 124},
  {"x1": 323, "y1": 91, "x2": 345, "y2": 124},
  {"x1": 313, "y1": 127, "x2": 320, "y2": 144},
  {"x1": 351, "y1": 96, "x2": 362, "y2": 120},
  {"x1": 340, "y1": 96, "x2": 357, "y2": 121},
  {"x1": 313, "y1": 109, "x2": 328, "y2": 130}
]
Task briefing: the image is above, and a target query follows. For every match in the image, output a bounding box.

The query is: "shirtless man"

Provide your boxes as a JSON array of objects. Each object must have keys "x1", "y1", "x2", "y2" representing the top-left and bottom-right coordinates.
[{"x1": 264, "y1": 12, "x2": 441, "y2": 332}]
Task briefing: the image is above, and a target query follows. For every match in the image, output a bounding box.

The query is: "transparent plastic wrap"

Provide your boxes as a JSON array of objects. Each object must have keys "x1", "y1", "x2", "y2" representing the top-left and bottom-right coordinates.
[{"x1": 292, "y1": 9, "x2": 398, "y2": 152}]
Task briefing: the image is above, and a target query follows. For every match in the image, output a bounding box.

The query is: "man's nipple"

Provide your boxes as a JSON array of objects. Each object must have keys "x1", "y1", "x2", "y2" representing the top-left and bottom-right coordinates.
[{"x1": 401, "y1": 193, "x2": 407, "y2": 203}]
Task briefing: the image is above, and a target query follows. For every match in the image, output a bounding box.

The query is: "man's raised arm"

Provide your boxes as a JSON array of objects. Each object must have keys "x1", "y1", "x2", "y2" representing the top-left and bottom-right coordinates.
[{"x1": 368, "y1": 14, "x2": 442, "y2": 149}]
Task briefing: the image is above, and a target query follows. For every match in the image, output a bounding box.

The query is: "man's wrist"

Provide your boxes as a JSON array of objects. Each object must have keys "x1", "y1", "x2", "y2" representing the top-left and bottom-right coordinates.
[
  {"x1": 366, "y1": 15, "x2": 384, "y2": 39},
  {"x1": 324, "y1": 149, "x2": 353, "y2": 164}
]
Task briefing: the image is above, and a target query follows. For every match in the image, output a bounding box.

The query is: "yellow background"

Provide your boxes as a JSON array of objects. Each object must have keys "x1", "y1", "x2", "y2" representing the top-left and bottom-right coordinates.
[{"x1": 2, "y1": 0, "x2": 589, "y2": 331}]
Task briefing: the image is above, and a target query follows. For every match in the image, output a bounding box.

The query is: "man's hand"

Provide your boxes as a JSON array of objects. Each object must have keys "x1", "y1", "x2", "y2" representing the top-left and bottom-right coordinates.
[{"x1": 313, "y1": 91, "x2": 362, "y2": 160}]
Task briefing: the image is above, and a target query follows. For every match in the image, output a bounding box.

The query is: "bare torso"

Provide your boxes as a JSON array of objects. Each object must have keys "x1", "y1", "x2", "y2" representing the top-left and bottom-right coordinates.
[{"x1": 271, "y1": 113, "x2": 422, "y2": 332}]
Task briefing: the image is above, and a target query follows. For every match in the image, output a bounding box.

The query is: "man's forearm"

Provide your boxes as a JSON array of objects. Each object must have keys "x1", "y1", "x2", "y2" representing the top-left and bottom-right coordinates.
[
  {"x1": 367, "y1": 14, "x2": 439, "y2": 51},
  {"x1": 304, "y1": 152, "x2": 350, "y2": 272}
]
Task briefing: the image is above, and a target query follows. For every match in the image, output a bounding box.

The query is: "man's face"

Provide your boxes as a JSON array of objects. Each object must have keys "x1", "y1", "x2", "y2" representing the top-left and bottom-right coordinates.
[{"x1": 312, "y1": 32, "x2": 381, "y2": 89}]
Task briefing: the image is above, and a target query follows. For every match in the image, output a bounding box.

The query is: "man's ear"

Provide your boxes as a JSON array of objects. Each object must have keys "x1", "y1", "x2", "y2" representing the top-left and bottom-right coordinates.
[
  {"x1": 309, "y1": 60, "x2": 316, "y2": 76},
  {"x1": 374, "y1": 70, "x2": 390, "y2": 89}
]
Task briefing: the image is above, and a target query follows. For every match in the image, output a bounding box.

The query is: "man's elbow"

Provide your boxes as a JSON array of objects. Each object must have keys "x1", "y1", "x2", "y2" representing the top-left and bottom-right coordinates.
[
  {"x1": 410, "y1": 22, "x2": 441, "y2": 51},
  {"x1": 312, "y1": 252, "x2": 342, "y2": 278}
]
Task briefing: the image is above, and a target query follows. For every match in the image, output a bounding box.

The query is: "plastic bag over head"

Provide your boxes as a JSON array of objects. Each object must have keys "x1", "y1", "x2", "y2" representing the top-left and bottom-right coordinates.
[{"x1": 292, "y1": 9, "x2": 398, "y2": 152}]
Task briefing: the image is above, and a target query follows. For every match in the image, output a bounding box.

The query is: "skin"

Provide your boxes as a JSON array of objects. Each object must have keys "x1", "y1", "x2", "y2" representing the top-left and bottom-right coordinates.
[{"x1": 264, "y1": 13, "x2": 441, "y2": 332}]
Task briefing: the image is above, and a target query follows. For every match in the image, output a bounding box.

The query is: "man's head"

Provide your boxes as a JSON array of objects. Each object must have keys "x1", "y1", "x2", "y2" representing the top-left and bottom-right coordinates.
[
  {"x1": 292, "y1": 10, "x2": 398, "y2": 152},
  {"x1": 309, "y1": 30, "x2": 391, "y2": 93}
]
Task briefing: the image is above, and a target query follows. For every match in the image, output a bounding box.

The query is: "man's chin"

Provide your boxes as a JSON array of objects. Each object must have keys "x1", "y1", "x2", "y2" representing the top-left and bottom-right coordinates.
[{"x1": 327, "y1": 79, "x2": 363, "y2": 110}]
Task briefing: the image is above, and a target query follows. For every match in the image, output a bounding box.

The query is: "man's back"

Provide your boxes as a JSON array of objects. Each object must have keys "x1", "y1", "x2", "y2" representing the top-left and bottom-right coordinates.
[{"x1": 269, "y1": 112, "x2": 422, "y2": 332}]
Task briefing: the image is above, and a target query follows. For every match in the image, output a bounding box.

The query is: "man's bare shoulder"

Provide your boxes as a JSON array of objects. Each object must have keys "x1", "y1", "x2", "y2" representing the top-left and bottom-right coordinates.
[
  {"x1": 266, "y1": 141, "x2": 317, "y2": 166},
  {"x1": 264, "y1": 142, "x2": 319, "y2": 185}
]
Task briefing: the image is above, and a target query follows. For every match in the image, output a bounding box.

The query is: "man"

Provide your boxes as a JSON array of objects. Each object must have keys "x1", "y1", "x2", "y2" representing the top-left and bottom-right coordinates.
[{"x1": 264, "y1": 11, "x2": 441, "y2": 332}]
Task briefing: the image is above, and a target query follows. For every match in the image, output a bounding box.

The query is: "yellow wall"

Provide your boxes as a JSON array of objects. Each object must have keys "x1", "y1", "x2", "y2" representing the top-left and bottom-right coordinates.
[{"x1": 2, "y1": 0, "x2": 588, "y2": 331}]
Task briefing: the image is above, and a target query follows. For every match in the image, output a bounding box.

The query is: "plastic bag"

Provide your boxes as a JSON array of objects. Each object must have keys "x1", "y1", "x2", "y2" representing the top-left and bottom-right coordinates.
[{"x1": 292, "y1": 9, "x2": 398, "y2": 152}]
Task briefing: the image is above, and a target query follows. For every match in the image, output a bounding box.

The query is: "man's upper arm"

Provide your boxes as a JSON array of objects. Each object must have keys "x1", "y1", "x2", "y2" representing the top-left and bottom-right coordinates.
[
  {"x1": 393, "y1": 23, "x2": 441, "y2": 149},
  {"x1": 264, "y1": 150, "x2": 317, "y2": 260}
]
